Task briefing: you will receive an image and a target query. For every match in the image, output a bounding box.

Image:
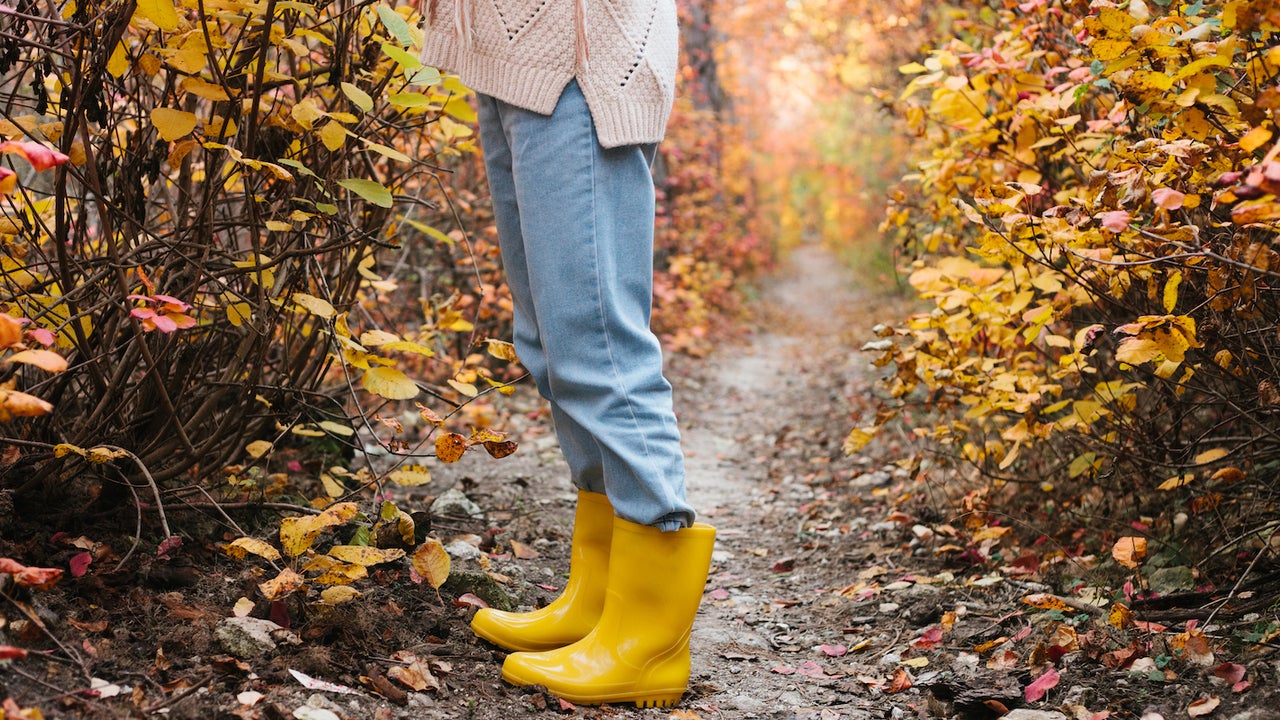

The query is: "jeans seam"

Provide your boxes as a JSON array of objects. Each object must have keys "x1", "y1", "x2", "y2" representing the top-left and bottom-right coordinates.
[{"x1": 586, "y1": 125, "x2": 659, "y2": 492}]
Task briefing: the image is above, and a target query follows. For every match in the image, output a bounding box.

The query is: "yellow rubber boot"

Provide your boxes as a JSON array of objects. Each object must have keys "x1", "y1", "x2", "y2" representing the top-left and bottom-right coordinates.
[
  {"x1": 470, "y1": 490, "x2": 613, "y2": 652},
  {"x1": 500, "y1": 517, "x2": 716, "y2": 708}
]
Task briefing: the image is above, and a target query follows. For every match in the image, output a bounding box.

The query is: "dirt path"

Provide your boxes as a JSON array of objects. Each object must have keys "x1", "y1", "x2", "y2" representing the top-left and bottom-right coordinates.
[
  {"x1": 439, "y1": 240, "x2": 909, "y2": 720},
  {"x1": 11, "y1": 243, "x2": 1268, "y2": 719}
]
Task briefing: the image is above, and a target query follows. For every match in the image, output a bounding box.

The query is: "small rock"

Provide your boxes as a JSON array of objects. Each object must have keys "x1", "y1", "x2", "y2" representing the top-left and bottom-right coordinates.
[
  {"x1": 1002, "y1": 711, "x2": 1068, "y2": 720},
  {"x1": 215, "y1": 617, "x2": 282, "y2": 659},
  {"x1": 431, "y1": 489, "x2": 483, "y2": 519},
  {"x1": 878, "y1": 602, "x2": 901, "y2": 613},
  {"x1": 1149, "y1": 566, "x2": 1195, "y2": 594},
  {"x1": 445, "y1": 541, "x2": 482, "y2": 562}
]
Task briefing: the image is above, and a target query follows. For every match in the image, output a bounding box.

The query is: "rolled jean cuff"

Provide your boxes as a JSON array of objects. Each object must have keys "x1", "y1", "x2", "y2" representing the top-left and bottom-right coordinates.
[{"x1": 654, "y1": 511, "x2": 695, "y2": 532}]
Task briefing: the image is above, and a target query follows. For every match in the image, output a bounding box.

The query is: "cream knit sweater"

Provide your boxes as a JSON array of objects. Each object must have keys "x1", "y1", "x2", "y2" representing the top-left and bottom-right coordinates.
[{"x1": 418, "y1": 0, "x2": 678, "y2": 148}]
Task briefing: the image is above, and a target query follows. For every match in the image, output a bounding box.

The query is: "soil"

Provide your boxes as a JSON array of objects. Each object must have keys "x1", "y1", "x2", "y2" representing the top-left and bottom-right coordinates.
[{"x1": 2, "y1": 244, "x2": 1278, "y2": 720}]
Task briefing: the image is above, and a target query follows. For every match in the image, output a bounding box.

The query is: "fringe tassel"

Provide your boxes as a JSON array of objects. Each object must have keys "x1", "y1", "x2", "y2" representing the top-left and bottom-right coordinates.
[
  {"x1": 456, "y1": 0, "x2": 474, "y2": 49},
  {"x1": 575, "y1": 0, "x2": 589, "y2": 70}
]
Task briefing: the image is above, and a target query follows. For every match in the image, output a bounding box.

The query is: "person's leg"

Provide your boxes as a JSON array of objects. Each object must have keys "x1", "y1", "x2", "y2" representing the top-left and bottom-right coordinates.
[
  {"x1": 476, "y1": 91, "x2": 607, "y2": 497},
  {"x1": 487, "y1": 80, "x2": 694, "y2": 530}
]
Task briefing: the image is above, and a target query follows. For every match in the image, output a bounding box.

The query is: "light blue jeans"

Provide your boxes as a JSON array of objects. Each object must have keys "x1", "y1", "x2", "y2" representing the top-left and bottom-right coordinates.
[{"x1": 476, "y1": 80, "x2": 695, "y2": 531}]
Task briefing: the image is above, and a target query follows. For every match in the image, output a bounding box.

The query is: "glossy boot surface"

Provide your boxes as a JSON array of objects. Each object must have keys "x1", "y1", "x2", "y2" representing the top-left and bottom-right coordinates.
[
  {"x1": 501, "y1": 517, "x2": 716, "y2": 707},
  {"x1": 470, "y1": 490, "x2": 613, "y2": 652}
]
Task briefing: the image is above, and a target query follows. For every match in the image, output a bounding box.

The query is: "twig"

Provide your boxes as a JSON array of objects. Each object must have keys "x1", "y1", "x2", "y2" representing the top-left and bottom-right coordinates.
[{"x1": 142, "y1": 673, "x2": 214, "y2": 714}]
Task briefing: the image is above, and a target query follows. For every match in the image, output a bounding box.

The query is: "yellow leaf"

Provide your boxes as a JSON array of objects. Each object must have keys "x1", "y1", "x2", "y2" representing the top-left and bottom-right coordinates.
[
  {"x1": 135, "y1": 0, "x2": 180, "y2": 31},
  {"x1": 233, "y1": 597, "x2": 254, "y2": 616},
  {"x1": 264, "y1": 220, "x2": 292, "y2": 232},
  {"x1": 290, "y1": 98, "x2": 325, "y2": 130},
  {"x1": 258, "y1": 567, "x2": 304, "y2": 600},
  {"x1": 362, "y1": 367, "x2": 419, "y2": 400},
  {"x1": 1157, "y1": 474, "x2": 1194, "y2": 491},
  {"x1": 485, "y1": 339, "x2": 518, "y2": 362},
  {"x1": 359, "y1": 330, "x2": 400, "y2": 346},
  {"x1": 107, "y1": 42, "x2": 129, "y2": 77},
  {"x1": 280, "y1": 516, "x2": 321, "y2": 557},
  {"x1": 310, "y1": 560, "x2": 368, "y2": 586},
  {"x1": 412, "y1": 538, "x2": 450, "y2": 589},
  {"x1": 6, "y1": 349, "x2": 67, "y2": 373},
  {"x1": 292, "y1": 292, "x2": 335, "y2": 318},
  {"x1": 340, "y1": 82, "x2": 373, "y2": 112},
  {"x1": 150, "y1": 108, "x2": 198, "y2": 142},
  {"x1": 1111, "y1": 536, "x2": 1147, "y2": 569},
  {"x1": 328, "y1": 545, "x2": 405, "y2": 566},
  {"x1": 319, "y1": 121, "x2": 347, "y2": 151},
  {"x1": 226, "y1": 302, "x2": 251, "y2": 327},
  {"x1": 381, "y1": 340, "x2": 435, "y2": 356},
  {"x1": 447, "y1": 378, "x2": 478, "y2": 397},
  {"x1": 319, "y1": 586, "x2": 361, "y2": 604},
  {"x1": 224, "y1": 537, "x2": 282, "y2": 562},
  {"x1": 1239, "y1": 126, "x2": 1273, "y2": 154},
  {"x1": 245, "y1": 440, "x2": 273, "y2": 459},
  {"x1": 1193, "y1": 448, "x2": 1229, "y2": 465},
  {"x1": 1162, "y1": 271, "x2": 1181, "y2": 313},
  {"x1": 435, "y1": 432, "x2": 468, "y2": 463},
  {"x1": 180, "y1": 77, "x2": 232, "y2": 101},
  {"x1": 901, "y1": 656, "x2": 929, "y2": 668},
  {"x1": 388, "y1": 464, "x2": 432, "y2": 486}
]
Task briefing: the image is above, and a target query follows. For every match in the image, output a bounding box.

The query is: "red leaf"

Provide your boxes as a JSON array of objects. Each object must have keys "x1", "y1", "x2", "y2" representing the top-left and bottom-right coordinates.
[
  {"x1": 795, "y1": 661, "x2": 827, "y2": 679},
  {"x1": 69, "y1": 552, "x2": 93, "y2": 578},
  {"x1": 157, "y1": 536, "x2": 183, "y2": 559},
  {"x1": 1213, "y1": 662, "x2": 1245, "y2": 685},
  {"x1": 0, "y1": 558, "x2": 25, "y2": 574},
  {"x1": 0, "y1": 645, "x2": 28, "y2": 660},
  {"x1": 771, "y1": 557, "x2": 795, "y2": 573},
  {"x1": 911, "y1": 625, "x2": 943, "y2": 649},
  {"x1": 0, "y1": 140, "x2": 69, "y2": 171},
  {"x1": 770, "y1": 665, "x2": 796, "y2": 675},
  {"x1": 819, "y1": 644, "x2": 848, "y2": 657},
  {"x1": 1025, "y1": 667, "x2": 1060, "y2": 702},
  {"x1": 557, "y1": 698, "x2": 575, "y2": 711},
  {"x1": 708, "y1": 588, "x2": 730, "y2": 601},
  {"x1": 15, "y1": 566, "x2": 63, "y2": 590}
]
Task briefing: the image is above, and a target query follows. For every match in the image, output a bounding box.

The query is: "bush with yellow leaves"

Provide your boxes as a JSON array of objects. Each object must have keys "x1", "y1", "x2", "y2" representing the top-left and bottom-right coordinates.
[{"x1": 868, "y1": 0, "x2": 1280, "y2": 572}]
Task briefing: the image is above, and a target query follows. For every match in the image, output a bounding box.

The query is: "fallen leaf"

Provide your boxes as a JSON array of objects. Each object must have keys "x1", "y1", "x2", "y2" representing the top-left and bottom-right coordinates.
[
  {"x1": 1025, "y1": 667, "x2": 1060, "y2": 702},
  {"x1": 887, "y1": 667, "x2": 913, "y2": 693},
  {"x1": 258, "y1": 568, "x2": 304, "y2": 600},
  {"x1": 819, "y1": 644, "x2": 848, "y2": 657},
  {"x1": 453, "y1": 593, "x2": 488, "y2": 609},
  {"x1": 0, "y1": 645, "x2": 28, "y2": 660},
  {"x1": 69, "y1": 552, "x2": 93, "y2": 578},
  {"x1": 288, "y1": 668, "x2": 361, "y2": 695},
  {"x1": 795, "y1": 660, "x2": 829, "y2": 678},
  {"x1": 411, "y1": 538, "x2": 450, "y2": 588},
  {"x1": 509, "y1": 540, "x2": 539, "y2": 559},
  {"x1": 1187, "y1": 696, "x2": 1220, "y2": 717},
  {"x1": 1112, "y1": 536, "x2": 1147, "y2": 569}
]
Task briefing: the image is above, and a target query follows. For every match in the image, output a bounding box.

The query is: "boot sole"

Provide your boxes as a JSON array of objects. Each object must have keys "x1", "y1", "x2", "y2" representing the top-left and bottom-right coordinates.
[{"x1": 502, "y1": 666, "x2": 684, "y2": 707}]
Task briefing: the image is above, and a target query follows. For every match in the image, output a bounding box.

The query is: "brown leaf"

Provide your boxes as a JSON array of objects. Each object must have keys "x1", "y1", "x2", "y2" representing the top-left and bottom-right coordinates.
[
  {"x1": 887, "y1": 667, "x2": 913, "y2": 693},
  {"x1": 509, "y1": 540, "x2": 539, "y2": 559}
]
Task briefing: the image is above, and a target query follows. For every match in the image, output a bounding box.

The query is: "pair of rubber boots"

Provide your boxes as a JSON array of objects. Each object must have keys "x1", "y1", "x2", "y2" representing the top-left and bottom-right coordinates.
[{"x1": 470, "y1": 490, "x2": 716, "y2": 708}]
